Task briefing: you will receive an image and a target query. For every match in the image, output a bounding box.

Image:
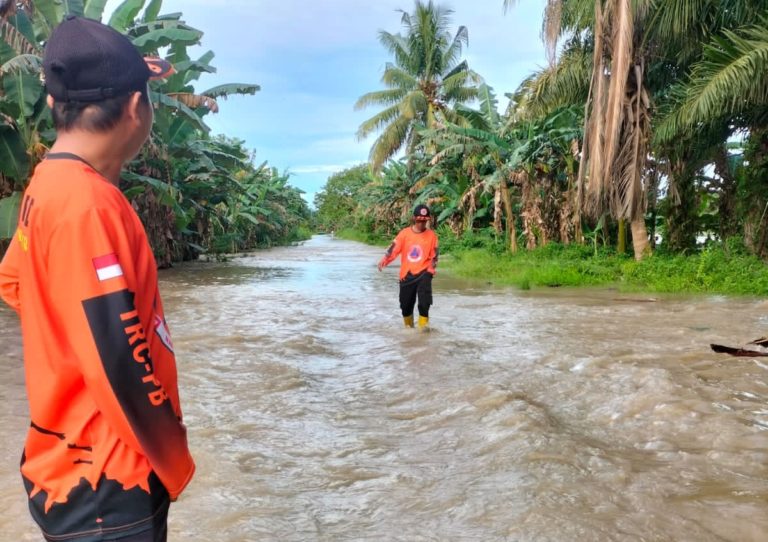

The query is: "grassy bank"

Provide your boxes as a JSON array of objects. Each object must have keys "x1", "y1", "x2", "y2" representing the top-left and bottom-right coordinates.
[
  {"x1": 333, "y1": 227, "x2": 768, "y2": 296},
  {"x1": 442, "y1": 243, "x2": 768, "y2": 296},
  {"x1": 334, "y1": 228, "x2": 390, "y2": 246}
]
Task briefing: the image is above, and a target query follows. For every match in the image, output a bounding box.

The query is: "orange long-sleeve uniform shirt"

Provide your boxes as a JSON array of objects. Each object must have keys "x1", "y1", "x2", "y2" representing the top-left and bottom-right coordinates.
[
  {"x1": 0, "y1": 155, "x2": 194, "y2": 540},
  {"x1": 380, "y1": 226, "x2": 439, "y2": 279}
]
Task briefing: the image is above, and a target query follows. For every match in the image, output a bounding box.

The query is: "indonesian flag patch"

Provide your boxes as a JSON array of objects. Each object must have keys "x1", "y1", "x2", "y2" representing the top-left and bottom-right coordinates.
[{"x1": 92, "y1": 253, "x2": 124, "y2": 282}]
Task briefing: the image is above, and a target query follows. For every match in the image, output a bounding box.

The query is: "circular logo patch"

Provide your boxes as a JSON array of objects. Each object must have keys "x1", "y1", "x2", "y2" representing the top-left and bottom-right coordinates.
[{"x1": 407, "y1": 245, "x2": 424, "y2": 263}]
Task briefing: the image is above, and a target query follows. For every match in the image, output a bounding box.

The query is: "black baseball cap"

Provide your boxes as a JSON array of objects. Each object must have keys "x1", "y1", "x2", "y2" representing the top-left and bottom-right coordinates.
[
  {"x1": 413, "y1": 204, "x2": 431, "y2": 221},
  {"x1": 43, "y1": 15, "x2": 174, "y2": 103}
]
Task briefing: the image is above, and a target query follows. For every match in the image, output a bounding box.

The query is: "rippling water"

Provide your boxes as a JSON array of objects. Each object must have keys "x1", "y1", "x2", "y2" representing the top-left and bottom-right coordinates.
[{"x1": 2, "y1": 235, "x2": 767, "y2": 541}]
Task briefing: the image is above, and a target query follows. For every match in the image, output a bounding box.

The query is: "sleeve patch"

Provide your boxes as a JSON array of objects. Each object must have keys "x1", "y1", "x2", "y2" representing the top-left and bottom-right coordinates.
[{"x1": 93, "y1": 253, "x2": 124, "y2": 282}]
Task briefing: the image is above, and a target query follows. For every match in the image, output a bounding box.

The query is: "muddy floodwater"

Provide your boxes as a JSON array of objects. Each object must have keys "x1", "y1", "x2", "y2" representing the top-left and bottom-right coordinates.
[{"x1": 1, "y1": 235, "x2": 767, "y2": 541}]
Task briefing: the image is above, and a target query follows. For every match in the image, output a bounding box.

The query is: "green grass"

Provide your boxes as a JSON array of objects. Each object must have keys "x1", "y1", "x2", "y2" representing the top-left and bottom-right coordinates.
[
  {"x1": 334, "y1": 228, "x2": 391, "y2": 246},
  {"x1": 442, "y1": 242, "x2": 768, "y2": 296},
  {"x1": 331, "y1": 227, "x2": 768, "y2": 296},
  {"x1": 443, "y1": 244, "x2": 621, "y2": 289}
]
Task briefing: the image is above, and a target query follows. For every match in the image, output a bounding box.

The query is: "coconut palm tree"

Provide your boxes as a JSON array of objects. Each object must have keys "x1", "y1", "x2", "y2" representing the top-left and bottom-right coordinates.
[{"x1": 355, "y1": 0, "x2": 482, "y2": 171}]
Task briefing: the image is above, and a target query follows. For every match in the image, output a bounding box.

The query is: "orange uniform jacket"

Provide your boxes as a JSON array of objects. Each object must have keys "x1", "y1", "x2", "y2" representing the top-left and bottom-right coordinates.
[
  {"x1": 0, "y1": 156, "x2": 194, "y2": 540},
  {"x1": 380, "y1": 226, "x2": 439, "y2": 279}
]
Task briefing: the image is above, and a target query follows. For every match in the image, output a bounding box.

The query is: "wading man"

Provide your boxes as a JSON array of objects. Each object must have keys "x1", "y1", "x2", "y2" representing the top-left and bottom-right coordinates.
[
  {"x1": 377, "y1": 205, "x2": 439, "y2": 330},
  {"x1": 0, "y1": 16, "x2": 194, "y2": 542}
]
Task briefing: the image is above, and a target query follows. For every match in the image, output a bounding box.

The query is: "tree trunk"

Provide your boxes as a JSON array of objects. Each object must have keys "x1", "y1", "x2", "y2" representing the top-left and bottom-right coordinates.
[
  {"x1": 521, "y1": 176, "x2": 543, "y2": 249},
  {"x1": 500, "y1": 181, "x2": 517, "y2": 253},
  {"x1": 713, "y1": 145, "x2": 738, "y2": 241},
  {"x1": 646, "y1": 163, "x2": 660, "y2": 249},
  {"x1": 666, "y1": 158, "x2": 697, "y2": 252},
  {"x1": 741, "y1": 129, "x2": 768, "y2": 256},
  {"x1": 493, "y1": 187, "x2": 503, "y2": 236},
  {"x1": 130, "y1": 189, "x2": 175, "y2": 269},
  {"x1": 572, "y1": 182, "x2": 584, "y2": 245},
  {"x1": 617, "y1": 218, "x2": 626, "y2": 254},
  {"x1": 630, "y1": 218, "x2": 650, "y2": 261}
]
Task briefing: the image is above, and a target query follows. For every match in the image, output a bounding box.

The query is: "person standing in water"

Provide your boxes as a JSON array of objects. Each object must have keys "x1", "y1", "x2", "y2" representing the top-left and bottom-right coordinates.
[
  {"x1": 377, "y1": 205, "x2": 439, "y2": 330},
  {"x1": 0, "y1": 16, "x2": 194, "y2": 542}
]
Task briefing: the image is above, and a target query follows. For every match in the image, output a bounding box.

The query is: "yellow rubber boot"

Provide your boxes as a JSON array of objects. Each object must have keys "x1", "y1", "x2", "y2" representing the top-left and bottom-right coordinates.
[
  {"x1": 403, "y1": 315, "x2": 414, "y2": 328},
  {"x1": 418, "y1": 315, "x2": 429, "y2": 331}
]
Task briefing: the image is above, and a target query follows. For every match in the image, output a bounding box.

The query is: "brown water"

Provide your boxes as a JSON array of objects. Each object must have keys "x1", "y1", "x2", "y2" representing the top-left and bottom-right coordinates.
[{"x1": 1, "y1": 235, "x2": 767, "y2": 541}]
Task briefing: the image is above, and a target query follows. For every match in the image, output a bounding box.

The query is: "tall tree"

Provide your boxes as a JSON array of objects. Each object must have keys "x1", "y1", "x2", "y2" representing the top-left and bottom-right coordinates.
[{"x1": 355, "y1": 0, "x2": 482, "y2": 171}]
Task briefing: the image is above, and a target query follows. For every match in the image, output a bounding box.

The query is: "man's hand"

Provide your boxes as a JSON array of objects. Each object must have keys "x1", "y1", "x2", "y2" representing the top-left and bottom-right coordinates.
[{"x1": 377, "y1": 259, "x2": 385, "y2": 272}]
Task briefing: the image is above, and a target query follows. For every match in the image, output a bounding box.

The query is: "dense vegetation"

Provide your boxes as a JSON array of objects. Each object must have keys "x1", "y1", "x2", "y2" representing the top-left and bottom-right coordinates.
[
  {"x1": 0, "y1": 0, "x2": 311, "y2": 266},
  {"x1": 314, "y1": 0, "x2": 768, "y2": 293}
]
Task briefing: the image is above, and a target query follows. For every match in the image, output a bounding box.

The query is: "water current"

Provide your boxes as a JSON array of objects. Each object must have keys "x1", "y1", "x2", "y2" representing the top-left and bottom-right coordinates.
[{"x1": 1, "y1": 235, "x2": 767, "y2": 541}]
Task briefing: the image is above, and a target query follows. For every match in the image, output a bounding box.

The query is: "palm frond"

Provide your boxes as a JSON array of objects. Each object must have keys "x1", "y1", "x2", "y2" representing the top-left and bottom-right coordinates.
[
  {"x1": 511, "y1": 41, "x2": 592, "y2": 120},
  {"x1": 655, "y1": 22, "x2": 768, "y2": 143},
  {"x1": 381, "y1": 64, "x2": 417, "y2": 90},
  {"x1": 400, "y1": 90, "x2": 428, "y2": 121},
  {"x1": 356, "y1": 104, "x2": 402, "y2": 139},
  {"x1": 370, "y1": 116, "x2": 411, "y2": 172},
  {"x1": 542, "y1": 0, "x2": 563, "y2": 64},
  {"x1": 441, "y1": 25, "x2": 468, "y2": 71},
  {"x1": 378, "y1": 31, "x2": 411, "y2": 69},
  {"x1": 354, "y1": 88, "x2": 409, "y2": 111}
]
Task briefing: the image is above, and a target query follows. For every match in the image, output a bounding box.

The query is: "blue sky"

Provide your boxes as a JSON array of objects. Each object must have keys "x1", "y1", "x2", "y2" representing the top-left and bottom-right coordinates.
[{"x1": 108, "y1": 0, "x2": 548, "y2": 204}]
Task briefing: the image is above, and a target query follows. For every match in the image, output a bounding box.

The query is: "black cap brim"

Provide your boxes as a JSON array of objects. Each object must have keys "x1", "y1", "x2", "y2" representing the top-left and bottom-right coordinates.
[{"x1": 145, "y1": 57, "x2": 175, "y2": 80}]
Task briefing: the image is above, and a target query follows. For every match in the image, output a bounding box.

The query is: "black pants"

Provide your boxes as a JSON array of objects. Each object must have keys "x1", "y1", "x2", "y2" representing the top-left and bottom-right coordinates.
[
  {"x1": 103, "y1": 501, "x2": 169, "y2": 541},
  {"x1": 399, "y1": 271, "x2": 433, "y2": 318}
]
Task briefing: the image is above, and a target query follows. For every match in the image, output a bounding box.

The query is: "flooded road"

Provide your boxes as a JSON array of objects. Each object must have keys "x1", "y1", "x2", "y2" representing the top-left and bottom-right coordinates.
[{"x1": 1, "y1": 235, "x2": 767, "y2": 541}]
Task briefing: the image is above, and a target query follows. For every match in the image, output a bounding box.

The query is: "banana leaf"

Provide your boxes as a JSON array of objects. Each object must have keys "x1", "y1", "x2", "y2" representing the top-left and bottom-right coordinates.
[
  {"x1": 0, "y1": 191, "x2": 21, "y2": 239},
  {"x1": 132, "y1": 27, "x2": 202, "y2": 51},
  {"x1": 109, "y1": 0, "x2": 146, "y2": 33},
  {"x1": 143, "y1": 0, "x2": 163, "y2": 22},
  {"x1": 0, "y1": 125, "x2": 30, "y2": 181},
  {"x1": 84, "y1": 0, "x2": 110, "y2": 21}
]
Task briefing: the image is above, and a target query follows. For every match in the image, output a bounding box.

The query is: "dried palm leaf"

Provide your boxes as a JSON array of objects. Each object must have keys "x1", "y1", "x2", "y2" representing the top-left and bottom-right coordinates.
[
  {"x1": 0, "y1": 18, "x2": 38, "y2": 55},
  {"x1": 166, "y1": 92, "x2": 220, "y2": 113}
]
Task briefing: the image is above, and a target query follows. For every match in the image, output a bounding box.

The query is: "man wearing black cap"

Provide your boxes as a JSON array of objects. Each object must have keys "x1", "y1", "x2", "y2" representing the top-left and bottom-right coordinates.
[
  {"x1": 377, "y1": 204, "x2": 439, "y2": 330},
  {"x1": 0, "y1": 16, "x2": 194, "y2": 542}
]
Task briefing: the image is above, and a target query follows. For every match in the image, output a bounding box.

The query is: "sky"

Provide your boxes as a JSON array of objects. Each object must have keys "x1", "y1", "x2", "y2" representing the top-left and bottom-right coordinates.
[{"x1": 106, "y1": 0, "x2": 548, "y2": 204}]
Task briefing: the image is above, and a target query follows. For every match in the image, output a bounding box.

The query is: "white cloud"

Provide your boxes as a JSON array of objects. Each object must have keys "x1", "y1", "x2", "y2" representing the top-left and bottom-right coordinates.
[{"x1": 291, "y1": 162, "x2": 361, "y2": 175}]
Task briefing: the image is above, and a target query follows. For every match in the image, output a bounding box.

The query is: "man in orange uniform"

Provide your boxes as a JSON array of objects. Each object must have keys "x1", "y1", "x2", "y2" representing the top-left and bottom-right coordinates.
[
  {"x1": 0, "y1": 17, "x2": 194, "y2": 542},
  {"x1": 377, "y1": 205, "x2": 439, "y2": 330}
]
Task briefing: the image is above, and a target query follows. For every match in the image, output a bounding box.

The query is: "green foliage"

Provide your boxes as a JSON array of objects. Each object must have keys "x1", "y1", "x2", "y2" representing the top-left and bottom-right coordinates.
[
  {"x1": 443, "y1": 246, "x2": 619, "y2": 288},
  {"x1": 109, "y1": 0, "x2": 147, "y2": 33},
  {"x1": 0, "y1": 125, "x2": 30, "y2": 180},
  {"x1": 0, "y1": 0, "x2": 306, "y2": 265},
  {"x1": 440, "y1": 239, "x2": 768, "y2": 295},
  {"x1": 335, "y1": 228, "x2": 390, "y2": 246},
  {"x1": 621, "y1": 246, "x2": 768, "y2": 295},
  {"x1": 314, "y1": 165, "x2": 372, "y2": 232},
  {"x1": 0, "y1": 191, "x2": 21, "y2": 239}
]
